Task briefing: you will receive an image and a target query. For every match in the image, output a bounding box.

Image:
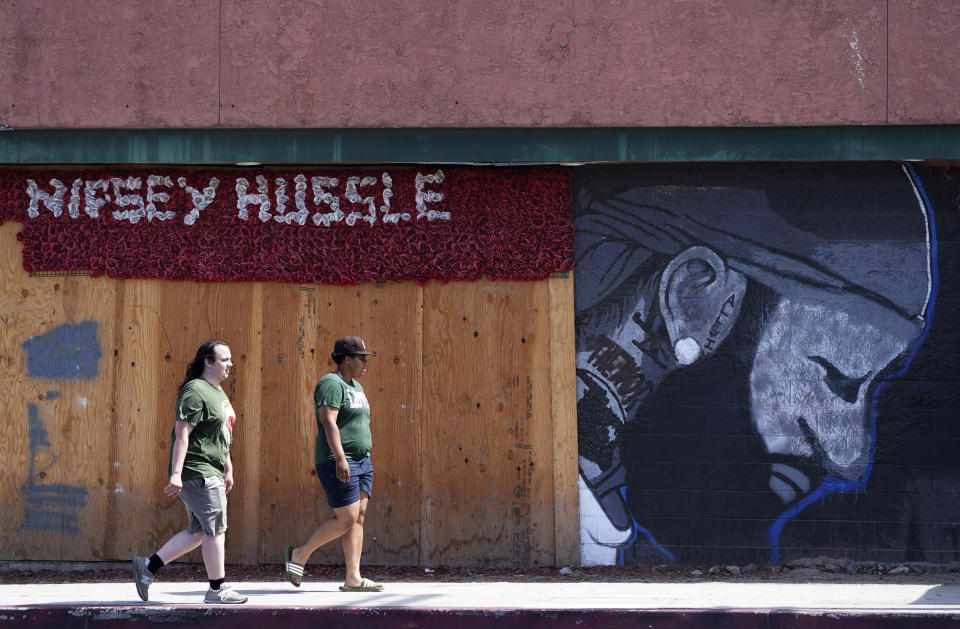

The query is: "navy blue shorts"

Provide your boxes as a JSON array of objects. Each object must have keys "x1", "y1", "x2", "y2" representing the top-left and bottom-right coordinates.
[{"x1": 316, "y1": 456, "x2": 373, "y2": 509}]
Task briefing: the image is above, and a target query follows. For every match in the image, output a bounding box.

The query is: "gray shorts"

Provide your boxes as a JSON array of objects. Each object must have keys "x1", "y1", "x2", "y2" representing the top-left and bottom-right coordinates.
[{"x1": 180, "y1": 476, "x2": 227, "y2": 536}]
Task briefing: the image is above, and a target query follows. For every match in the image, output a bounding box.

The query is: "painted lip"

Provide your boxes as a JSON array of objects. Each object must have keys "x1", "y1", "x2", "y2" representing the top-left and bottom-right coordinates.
[
  {"x1": 765, "y1": 416, "x2": 825, "y2": 505},
  {"x1": 769, "y1": 462, "x2": 811, "y2": 504},
  {"x1": 765, "y1": 446, "x2": 825, "y2": 505}
]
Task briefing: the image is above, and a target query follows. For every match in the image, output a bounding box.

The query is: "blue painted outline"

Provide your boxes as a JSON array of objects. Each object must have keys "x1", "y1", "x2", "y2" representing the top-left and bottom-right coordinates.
[
  {"x1": 615, "y1": 487, "x2": 678, "y2": 565},
  {"x1": 767, "y1": 162, "x2": 940, "y2": 564}
]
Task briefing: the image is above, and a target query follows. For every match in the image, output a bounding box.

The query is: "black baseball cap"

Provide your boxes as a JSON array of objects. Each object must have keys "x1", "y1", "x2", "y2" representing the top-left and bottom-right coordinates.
[{"x1": 332, "y1": 336, "x2": 376, "y2": 357}]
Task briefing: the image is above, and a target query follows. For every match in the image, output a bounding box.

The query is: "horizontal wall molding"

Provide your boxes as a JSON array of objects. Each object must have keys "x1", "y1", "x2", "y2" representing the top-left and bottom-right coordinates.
[{"x1": 1, "y1": 126, "x2": 960, "y2": 164}]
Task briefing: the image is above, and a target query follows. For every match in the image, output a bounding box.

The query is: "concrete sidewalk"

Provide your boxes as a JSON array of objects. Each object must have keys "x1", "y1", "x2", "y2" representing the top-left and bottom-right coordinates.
[
  {"x1": 3, "y1": 580, "x2": 960, "y2": 628},
  {"x1": 2, "y1": 579, "x2": 960, "y2": 611}
]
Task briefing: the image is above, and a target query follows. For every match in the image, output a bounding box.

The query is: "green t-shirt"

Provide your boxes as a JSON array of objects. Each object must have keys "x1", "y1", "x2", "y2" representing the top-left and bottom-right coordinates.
[
  {"x1": 169, "y1": 378, "x2": 236, "y2": 480},
  {"x1": 314, "y1": 372, "x2": 371, "y2": 464}
]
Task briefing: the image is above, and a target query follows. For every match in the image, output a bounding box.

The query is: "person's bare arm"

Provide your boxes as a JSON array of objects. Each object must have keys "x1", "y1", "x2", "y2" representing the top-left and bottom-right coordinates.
[
  {"x1": 165, "y1": 420, "x2": 193, "y2": 497},
  {"x1": 224, "y1": 452, "x2": 235, "y2": 493},
  {"x1": 319, "y1": 405, "x2": 350, "y2": 481}
]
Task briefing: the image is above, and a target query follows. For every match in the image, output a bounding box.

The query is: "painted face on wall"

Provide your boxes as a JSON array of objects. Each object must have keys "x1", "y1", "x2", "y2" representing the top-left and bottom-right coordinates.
[
  {"x1": 750, "y1": 298, "x2": 913, "y2": 498},
  {"x1": 572, "y1": 163, "x2": 935, "y2": 566}
]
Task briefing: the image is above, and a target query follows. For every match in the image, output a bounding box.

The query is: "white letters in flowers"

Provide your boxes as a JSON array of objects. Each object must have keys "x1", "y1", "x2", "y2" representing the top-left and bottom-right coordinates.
[
  {"x1": 110, "y1": 176, "x2": 146, "y2": 223},
  {"x1": 310, "y1": 177, "x2": 344, "y2": 227},
  {"x1": 26, "y1": 176, "x2": 219, "y2": 224},
  {"x1": 415, "y1": 170, "x2": 448, "y2": 221},
  {"x1": 25, "y1": 171, "x2": 448, "y2": 226},
  {"x1": 25, "y1": 178, "x2": 67, "y2": 218},
  {"x1": 179, "y1": 177, "x2": 219, "y2": 226}
]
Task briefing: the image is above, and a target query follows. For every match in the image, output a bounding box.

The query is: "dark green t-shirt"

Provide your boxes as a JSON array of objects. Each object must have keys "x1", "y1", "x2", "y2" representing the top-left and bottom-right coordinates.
[
  {"x1": 169, "y1": 378, "x2": 236, "y2": 480},
  {"x1": 314, "y1": 372, "x2": 371, "y2": 464}
]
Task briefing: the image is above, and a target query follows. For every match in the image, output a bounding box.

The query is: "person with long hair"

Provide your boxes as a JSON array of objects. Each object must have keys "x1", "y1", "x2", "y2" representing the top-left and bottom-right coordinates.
[
  {"x1": 284, "y1": 335, "x2": 383, "y2": 592},
  {"x1": 132, "y1": 340, "x2": 248, "y2": 604}
]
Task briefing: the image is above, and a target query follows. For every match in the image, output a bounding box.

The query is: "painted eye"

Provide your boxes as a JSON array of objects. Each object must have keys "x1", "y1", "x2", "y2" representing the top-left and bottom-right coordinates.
[{"x1": 808, "y1": 356, "x2": 868, "y2": 404}]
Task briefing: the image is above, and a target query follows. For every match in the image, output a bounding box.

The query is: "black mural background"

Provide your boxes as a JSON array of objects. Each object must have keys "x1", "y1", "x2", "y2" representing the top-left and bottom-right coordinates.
[
  {"x1": 573, "y1": 162, "x2": 959, "y2": 565},
  {"x1": 778, "y1": 163, "x2": 960, "y2": 565}
]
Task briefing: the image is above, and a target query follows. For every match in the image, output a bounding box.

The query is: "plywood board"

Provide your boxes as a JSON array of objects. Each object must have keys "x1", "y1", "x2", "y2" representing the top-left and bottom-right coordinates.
[
  {"x1": 263, "y1": 282, "x2": 426, "y2": 567},
  {"x1": 420, "y1": 279, "x2": 557, "y2": 567},
  {"x1": 0, "y1": 220, "x2": 579, "y2": 567},
  {"x1": 0, "y1": 223, "x2": 119, "y2": 560},
  {"x1": 0, "y1": 222, "x2": 31, "y2": 558},
  {"x1": 103, "y1": 279, "x2": 164, "y2": 560},
  {"x1": 256, "y1": 282, "x2": 319, "y2": 564}
]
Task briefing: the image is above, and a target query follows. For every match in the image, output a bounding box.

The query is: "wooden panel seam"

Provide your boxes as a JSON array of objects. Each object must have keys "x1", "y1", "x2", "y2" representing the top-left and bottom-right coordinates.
[
  {"x1": 416, "y1": 284, "x2": 426, "y2": 567},
  {"x1": 548, "y1": 274, "x2": 579, "y2": 566}
]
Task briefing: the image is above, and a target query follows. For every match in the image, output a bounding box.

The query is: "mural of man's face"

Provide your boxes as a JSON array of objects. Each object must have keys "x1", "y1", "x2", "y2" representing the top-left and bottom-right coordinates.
[
  {"x1": 573, "y1": 164, "x2": 936, "y2": 565},
  {"x1": 750, "y1": 297, "x2": 914, "y2": 498}
]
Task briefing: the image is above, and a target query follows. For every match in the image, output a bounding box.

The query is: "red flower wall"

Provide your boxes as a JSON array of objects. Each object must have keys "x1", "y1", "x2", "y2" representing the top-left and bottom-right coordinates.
[{"x1": 0, "y1": 166, "x2": 573, "y2": 284}]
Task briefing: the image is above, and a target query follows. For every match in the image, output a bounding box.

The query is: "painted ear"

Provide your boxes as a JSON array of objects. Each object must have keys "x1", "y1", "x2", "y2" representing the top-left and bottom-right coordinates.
[{"x1": 659, "y1": 246, "x2": 747, "y2": 365}]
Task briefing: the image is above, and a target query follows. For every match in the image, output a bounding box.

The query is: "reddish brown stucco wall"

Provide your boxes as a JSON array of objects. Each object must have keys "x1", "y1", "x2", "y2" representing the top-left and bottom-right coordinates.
[
  {"x1": 0, "y1": 0, "x2": 219, "y2": 127},
  {"x1": 0, "y1": 0, "x2": 957, "y2": 128},
  {"x1": 888, "y1": 0, "x2": 960, "y2": 124}
]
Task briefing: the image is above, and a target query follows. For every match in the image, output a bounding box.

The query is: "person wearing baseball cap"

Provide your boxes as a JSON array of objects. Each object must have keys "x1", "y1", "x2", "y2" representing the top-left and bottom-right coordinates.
[{"x1": 284, "y1": 335, "x2": 383, "y2": 591}]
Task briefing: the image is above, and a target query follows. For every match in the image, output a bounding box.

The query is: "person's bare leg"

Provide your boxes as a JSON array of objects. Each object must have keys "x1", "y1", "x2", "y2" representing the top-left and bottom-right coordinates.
[
  {"x1": 201, "y1": 532, "x2": 226, "y2": 580},
  {"x1": 341, "y1": 492, "x2": 369, "y2": 587},
  {"x1": 291, "y1": 502, "x2": 359, "y2": 567},
  {"x1": 155, "y1": 529, "x2": 203, "y2": 564}
]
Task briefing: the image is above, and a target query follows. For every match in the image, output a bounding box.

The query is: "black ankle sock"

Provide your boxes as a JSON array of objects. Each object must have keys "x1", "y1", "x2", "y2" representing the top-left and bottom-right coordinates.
[
  {"x1": 147, "y1": 554, "x2": 164, "y2": 574},
  {"x1": 210, "y1": 578, "x2": 224, "y2": 591}
]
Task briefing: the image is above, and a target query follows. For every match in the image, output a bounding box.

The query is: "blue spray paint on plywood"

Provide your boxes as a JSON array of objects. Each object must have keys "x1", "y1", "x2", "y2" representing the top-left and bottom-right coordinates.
[
  {"x1": 22, "y1": 321, "x2": 101, "y2": 380},
  {"x1": 23, "y1": 404, "x2": 88, "y2": 534},
  {"x1": 19, "y1": 321, "x2": 99, "y2": 534}
]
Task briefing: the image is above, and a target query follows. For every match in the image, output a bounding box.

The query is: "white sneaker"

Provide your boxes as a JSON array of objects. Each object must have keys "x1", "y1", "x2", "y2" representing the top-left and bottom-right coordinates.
[{"x1": 204, "y1": 584, "x2": 248, "y2": 604}]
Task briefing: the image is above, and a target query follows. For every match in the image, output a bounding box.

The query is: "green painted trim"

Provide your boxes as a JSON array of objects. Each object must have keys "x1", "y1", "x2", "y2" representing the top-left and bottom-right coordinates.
[{"x1": 1, "y1": 126, "x2": 959, "y2": 164}]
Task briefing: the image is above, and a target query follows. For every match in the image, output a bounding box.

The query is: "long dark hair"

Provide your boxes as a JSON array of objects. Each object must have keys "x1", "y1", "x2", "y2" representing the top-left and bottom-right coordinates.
[{"x1": 179, "y1": 339, "x2": 227, "y2": 391}]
